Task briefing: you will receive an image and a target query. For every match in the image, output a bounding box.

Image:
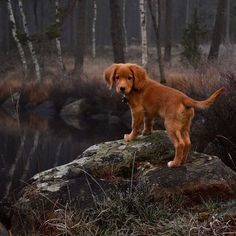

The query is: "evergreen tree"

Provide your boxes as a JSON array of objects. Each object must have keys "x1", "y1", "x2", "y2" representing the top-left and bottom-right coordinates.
[{"x1": 181, "y1": 10, "x2": 205, "y2": 66}]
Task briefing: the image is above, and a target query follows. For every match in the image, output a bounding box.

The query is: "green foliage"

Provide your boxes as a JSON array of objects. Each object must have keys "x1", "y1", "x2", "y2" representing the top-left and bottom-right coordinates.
[
  {"x1": 56, "y1": 7, "x2": 66, "y2": 19},
  {"x1": 16, "y1": 31, "x2": 29, "y2": 45},
  {"x1": 46, "y1": 22, "x2": 61, "y2": 40},
  {"x1": 46, "y1": 6, "x2": 66, "y2": 40},
  {"x1": 181, "y1": 9, "x2": 206, "y2": 67}
]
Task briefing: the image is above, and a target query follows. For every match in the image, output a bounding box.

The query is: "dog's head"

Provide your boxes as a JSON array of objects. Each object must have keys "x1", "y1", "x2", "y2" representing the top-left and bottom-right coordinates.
[{"x1": 103, "y1": 63, "x2": 147, "y2": 95}]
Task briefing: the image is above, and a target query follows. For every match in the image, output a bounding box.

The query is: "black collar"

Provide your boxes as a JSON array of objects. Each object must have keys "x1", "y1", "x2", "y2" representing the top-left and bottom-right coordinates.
[{"x1": 122, "y1": 96, "x2": 129, "y2": 105}]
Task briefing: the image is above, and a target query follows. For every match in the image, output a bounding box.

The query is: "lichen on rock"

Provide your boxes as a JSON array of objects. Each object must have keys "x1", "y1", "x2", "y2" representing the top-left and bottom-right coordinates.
[{"x1": 15, "y1": 130, "x2": 236, "y2": 213}]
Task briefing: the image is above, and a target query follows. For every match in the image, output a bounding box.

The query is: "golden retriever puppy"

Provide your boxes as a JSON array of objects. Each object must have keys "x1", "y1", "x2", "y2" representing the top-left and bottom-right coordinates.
[{"x1": 104, "y1": 63, "x2": 224, "y2": 168}]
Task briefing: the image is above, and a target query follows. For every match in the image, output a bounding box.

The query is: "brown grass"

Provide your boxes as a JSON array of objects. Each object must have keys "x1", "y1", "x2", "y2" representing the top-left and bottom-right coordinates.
[
  {"x1": 0, "y1": 58, "x2": 230, "y2": 104},
  {"x1": 11, "y1": 186, "x2": 236, "y2": 235}
]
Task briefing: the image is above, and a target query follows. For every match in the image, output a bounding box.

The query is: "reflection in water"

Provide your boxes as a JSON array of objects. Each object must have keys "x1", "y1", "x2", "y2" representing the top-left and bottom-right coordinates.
[
  {"x1": 0, "y1": 108, "x2": 129, "y2": 200},
  {"x1": 4, "y1": 134, "x2": 26, "y2": 199}
]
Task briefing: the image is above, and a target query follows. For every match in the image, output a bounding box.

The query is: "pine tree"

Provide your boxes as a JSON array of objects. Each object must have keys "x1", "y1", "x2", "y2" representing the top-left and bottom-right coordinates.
[{"x1": 181, "y1": 10, "x2": 205, "y2": 66}]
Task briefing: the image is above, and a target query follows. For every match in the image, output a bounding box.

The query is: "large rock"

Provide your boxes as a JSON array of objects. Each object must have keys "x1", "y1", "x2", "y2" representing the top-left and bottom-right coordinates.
[
  {"x1": 15, "y1": 131, "x2": 236, "y2": 212},
  {"x1": 60, "y1": 98, "x2": 91, "y2": 117}
]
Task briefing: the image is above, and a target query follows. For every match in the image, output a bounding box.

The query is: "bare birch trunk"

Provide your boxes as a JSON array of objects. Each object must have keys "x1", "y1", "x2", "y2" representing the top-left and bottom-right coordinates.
[
  {"x1": 92, "y1": 0, "x2": 97, "y2": 58},
  {"x1": 7, "y1": 0, "x2": 28, "y2": 76},
  {"x1": 139, "y1": 0, "x2": 148, "y2": 67},
  {"x1": 55, "y1": 0, "x2": 66, "y2": 79},
  {"x1": 18, "y1": 0, "x2": 41, "y2": 80},
  {"x1": 123, "y1": 0, "x2": 128, "y2": 53}
]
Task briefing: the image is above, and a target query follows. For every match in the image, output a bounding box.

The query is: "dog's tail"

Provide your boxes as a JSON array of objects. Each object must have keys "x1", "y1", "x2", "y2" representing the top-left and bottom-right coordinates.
[{"x1": 183, "y1": 87, "x2": 224, "y2": 110}]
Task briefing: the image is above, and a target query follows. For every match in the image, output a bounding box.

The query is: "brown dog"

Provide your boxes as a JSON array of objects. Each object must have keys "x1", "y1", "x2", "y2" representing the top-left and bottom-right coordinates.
[{"x1": 104, "y1": 63, "x2": 224, "y2": 168}]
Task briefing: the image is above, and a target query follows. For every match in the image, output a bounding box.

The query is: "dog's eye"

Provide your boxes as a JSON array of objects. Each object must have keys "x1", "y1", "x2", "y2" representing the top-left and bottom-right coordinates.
[
  {"x1": 128, "y1": 76, "x2": 133, "y2": 80},
  {"x1": 115, "y1": 75, "x2": 119, "y2": 80}
]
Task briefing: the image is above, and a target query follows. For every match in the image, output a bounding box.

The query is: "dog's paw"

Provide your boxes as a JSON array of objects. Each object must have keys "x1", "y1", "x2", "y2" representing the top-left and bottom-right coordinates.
[
  {"x1": 167, "y1": 161, "x2": 173, "y2": 168},
  {"x1": 167, "y1": 161, "x2": 181, "y2": 168},
  {"x1": 124, "y1": 134, "x2": 131, "y2": 142}
]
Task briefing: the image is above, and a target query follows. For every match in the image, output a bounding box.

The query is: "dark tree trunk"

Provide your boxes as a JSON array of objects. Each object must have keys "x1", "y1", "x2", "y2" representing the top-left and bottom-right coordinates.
[
  {"x1": 0, "y1": 0, "x2": 9, "y2": 56},
  {"x1": 147, "y1": 0, "x2": 166, "y2": 84},
  {"x1": 74, "y1": 0, "x2": 87, "y2": 74},
  {"x1": 109, "y1": 0, "x2": 125, "y2": 63},
  {"x1": 208, "y1": 0, "x2": 227, "y2": 60},
  {"x1": 164, "y1": 0, "x2": 172, "y2": 62}
]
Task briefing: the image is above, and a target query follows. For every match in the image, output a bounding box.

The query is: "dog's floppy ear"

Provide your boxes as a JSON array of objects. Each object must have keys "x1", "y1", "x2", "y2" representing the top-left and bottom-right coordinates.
[
  {"x1": 103, "y1": 64, "x2": 119, "y2": 89},
  {"x1": 129, "y1": 64, "x2": 147, "y2": 90}
]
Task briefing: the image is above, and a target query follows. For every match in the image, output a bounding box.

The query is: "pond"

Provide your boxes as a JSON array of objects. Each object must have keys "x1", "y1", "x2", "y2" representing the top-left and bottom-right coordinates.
[{"x1": 0, "y1": 108, "x2": 129, "y2": 200}]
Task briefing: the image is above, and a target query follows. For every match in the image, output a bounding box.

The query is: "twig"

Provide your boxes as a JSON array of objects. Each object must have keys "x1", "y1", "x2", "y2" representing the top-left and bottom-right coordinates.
[
  {"x1": 130, "y1": 151, "x2": 137, "y2": 194},
  {"x1": 216, "y1": 135, "x2": 236, "y2": 150}
]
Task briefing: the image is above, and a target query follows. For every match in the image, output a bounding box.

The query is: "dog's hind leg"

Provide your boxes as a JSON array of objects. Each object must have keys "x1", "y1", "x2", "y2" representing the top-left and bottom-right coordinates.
[
  {"x1": 181, "y1": 130, "x2": 191, "y2": 164},
  {"x1": 166, "y1": 128, "x2": 185, "y2": 168},
  {"x1": 181, "y1": 108, "x2": 194, "y2": 164}
]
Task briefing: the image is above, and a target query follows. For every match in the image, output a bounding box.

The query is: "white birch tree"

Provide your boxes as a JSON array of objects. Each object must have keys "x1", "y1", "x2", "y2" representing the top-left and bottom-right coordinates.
[
  {"x1": 92, "y1": 0, "x2": 97, "y2": 58},
  {"x1": 18, "y1": 0, "x2": 41, "y2": 80},
  {"x1": 123, "y1": 0, "x2": 128, "y2": 53},
  {"x1": 55, "y1": 0, "x2": 66, "y2": 79},
  {"x1": 7, "y1": 0, "x2": 28, "y2": 76},
  {"x1": 139, "y1": 0, "x2": 148, "y2": 67}
]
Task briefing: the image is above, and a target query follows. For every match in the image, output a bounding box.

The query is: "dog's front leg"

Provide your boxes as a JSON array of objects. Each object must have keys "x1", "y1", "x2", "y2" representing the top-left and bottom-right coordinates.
[
  {"x1": 124, "y1": 107, "x2": 144, "y2": 142},
  {"x1": 142, "y1": 114, "x2": 154, "y2": 135}
]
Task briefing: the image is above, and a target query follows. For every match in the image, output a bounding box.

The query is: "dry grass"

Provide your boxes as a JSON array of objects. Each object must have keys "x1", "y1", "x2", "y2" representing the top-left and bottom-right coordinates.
[
  {"x1": 0, "y1": 56, "x2": 232, "y2": 105},
  {"x1": 1, "y1": 46, "x2": 235, "y2": 99},
  {"x1": 12, "y1": 186, "x2": 236, "y2": 235}
]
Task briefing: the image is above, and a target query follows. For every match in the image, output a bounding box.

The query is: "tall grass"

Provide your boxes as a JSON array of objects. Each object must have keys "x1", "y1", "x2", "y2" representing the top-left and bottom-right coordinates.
[{"x1": 12, "y1": 185, "x2": 236, "y2": 235}]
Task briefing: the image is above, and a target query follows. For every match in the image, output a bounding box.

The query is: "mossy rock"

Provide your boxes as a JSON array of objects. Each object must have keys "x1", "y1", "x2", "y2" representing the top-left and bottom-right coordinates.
[{"x1": 15, "y1": 130, "x2": 236, "y2": 214}]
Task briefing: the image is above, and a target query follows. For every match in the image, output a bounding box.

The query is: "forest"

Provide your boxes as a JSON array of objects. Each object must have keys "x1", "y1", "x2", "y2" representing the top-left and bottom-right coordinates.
[{"x1": 0, "y1": 0, "x2": 236, "y2": 235}]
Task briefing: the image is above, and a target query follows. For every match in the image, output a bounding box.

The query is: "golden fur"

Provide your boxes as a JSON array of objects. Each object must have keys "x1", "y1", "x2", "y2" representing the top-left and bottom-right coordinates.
[{"x1": 104, "y1": 63, "x2": 224, "y2": 168}]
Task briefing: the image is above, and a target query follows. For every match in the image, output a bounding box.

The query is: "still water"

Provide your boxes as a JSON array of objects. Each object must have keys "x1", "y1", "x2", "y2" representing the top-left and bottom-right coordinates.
[{"x1": 0, "y1": 108, "x2": 129, "y2": 200}]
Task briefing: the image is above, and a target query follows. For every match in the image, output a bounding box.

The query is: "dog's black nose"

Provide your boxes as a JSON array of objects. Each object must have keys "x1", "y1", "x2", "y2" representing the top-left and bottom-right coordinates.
[{"x1": 120, "y1": 87, "x2": 125, "y2": 92}]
